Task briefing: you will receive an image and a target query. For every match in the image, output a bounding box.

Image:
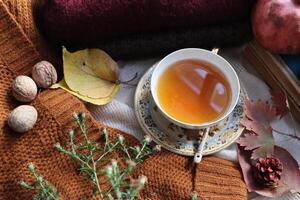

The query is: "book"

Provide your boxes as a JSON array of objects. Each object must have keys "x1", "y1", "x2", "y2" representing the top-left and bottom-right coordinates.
[{"x1": 244, "y1": 41, "x2": 300, "y2": 122}]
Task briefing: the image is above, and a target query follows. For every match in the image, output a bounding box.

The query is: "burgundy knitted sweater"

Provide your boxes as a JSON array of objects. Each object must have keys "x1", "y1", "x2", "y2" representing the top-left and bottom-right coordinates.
[{"x1": 37, "y1": 0, "x2": 255, "y2": 45}]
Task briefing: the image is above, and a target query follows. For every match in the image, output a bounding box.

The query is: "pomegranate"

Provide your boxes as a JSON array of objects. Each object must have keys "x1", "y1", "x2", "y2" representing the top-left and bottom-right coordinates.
[{"x1": 252, "y1": 0, "x2": 300, "y2": 54}]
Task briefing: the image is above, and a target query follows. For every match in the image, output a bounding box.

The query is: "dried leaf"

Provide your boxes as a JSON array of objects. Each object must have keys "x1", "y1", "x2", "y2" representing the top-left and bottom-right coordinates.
[
  {"x1": 51, "y1": 79, "x2": 119, "y2": 105},
  {"x1": 237, "y1": 128, "x2": 273, "y2": 151},
  {"x1": 243, "y1": 99, "x2": 277, "y2": 127},
  {"x1": 237, "y1": 145, "x2": 254, "y2": 191},
  {"x1": 241, "y1": 119, "x2": 263, "y2": 135},
  {"x1": 87, "y1": 49, "x2": 119, "y2": 82},
  {"x1": 271, "y1": 91, "x2": 289, "y2": 118},
  {"x1": 238, "y1": 99, "x2": 277, "y2": 159},
  {"x1": 237, "y1": 145, "x2": 300, "y2": 197},
  {"x1": 237, "y1": 125, "x2": 274, "y2": 159},
  {"x1": 251, "y1": 145, "x2": 273, "y2": 160},
  {"x1": 63, "y1": 47, "x2": 119, "y2": 99}
]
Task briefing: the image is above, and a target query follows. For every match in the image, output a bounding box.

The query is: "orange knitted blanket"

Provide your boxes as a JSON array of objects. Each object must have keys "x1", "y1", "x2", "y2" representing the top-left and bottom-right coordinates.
[{"x1": 0, "y1": 0, "x2": 247, "y2": 199}]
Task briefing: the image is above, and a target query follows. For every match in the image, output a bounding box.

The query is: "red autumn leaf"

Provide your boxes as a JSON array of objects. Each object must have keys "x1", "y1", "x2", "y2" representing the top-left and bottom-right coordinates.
[
  {"x1": 238, "y1": 99, "x2": 276, "y2": 159},
  {"x1": 237, "y1": 145, "x2": 300, "y2": 197},
  {"x1": 238, "y1": 97, "x2": 300, "y2": 198},
  {"x1": 271, "y1": 91, "x2": 289, "y2": 118},
  {"x1": 251, "y1": 145, "x2": 273, "y2": 160},
  {"x1": 241, "y1": 118, "x2": 263, "y2": 135},
  {"x1": 237, "y1": 124, "x2": 274, "y2": 160},
  {"x1": 243, "y1": 99, "x2": 277, "y2": 128}
]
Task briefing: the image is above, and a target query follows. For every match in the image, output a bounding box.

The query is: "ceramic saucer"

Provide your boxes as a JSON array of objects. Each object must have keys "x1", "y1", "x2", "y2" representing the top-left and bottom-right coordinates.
[{"x1": 134, "y1": 65, "x2": 246, "y2": 156}]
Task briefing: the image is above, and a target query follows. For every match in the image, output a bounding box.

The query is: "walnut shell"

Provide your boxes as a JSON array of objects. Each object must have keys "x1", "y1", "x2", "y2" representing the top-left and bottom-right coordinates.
[
  {"x1": 8, "y1": 105, "x2": 38, "y2": 133},
  {"x1": 12, "y1": 75, "x2": 37, "y2": 102},
  {"x1": 32, "y1": 61, "x2": 57, "y2": 88}
]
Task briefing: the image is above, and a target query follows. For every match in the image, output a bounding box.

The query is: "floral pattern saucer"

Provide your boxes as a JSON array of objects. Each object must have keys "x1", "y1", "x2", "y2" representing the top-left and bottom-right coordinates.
[{"x1": 134, "y1": 65, "x2": 246, "y2": 156}]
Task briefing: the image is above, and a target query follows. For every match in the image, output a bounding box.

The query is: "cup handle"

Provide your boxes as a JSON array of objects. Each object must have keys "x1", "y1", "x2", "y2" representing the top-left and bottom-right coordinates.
[{"x1": 194, "y1": 127, "x2": 210, "y2": 164}]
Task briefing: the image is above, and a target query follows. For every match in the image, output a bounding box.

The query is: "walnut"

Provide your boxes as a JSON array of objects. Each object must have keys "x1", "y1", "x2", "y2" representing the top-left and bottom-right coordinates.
[
  {"x1": 12, "y1": 75, "x2": 37, "y2": 102},
  {"x1": 8, "y1": 105, "x2": 38, "y2": 133},
  {"x1": 32, "y1": 61, "x2": 57, "y2": 88}
]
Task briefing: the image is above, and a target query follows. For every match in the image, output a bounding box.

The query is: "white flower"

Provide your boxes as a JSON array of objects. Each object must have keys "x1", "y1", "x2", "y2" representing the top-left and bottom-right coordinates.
[
  {"x1": 69, "y1": 130, "x2": 74, "y2": 137},
  {"x1": 135, "y1": 146, "x2": 141, "y2": 152},
  {"x1": 79, "y1": 112, "x2": 85, "y2": 120},
  {"x1": 37, "y1": 177, "x2": 43, "y2": 182},
  {"x1": 104, "y1": 165, "x2": 113, "y2": 176},
  {"x1": 111, "y1": 159, "x2": 118, "y2": 168},
  {"x1": 72, "y1": 113, "x2": 79, "y2": 120},
  {"x1": 130, "y1": 175, "x2": 148, "y2": 190},
  {"x1": 138, "y1": 175, "x2": 147, "y2": 189},
  {"x1": 126, "y1": 160, "x2": 137, "y2": 168},
  {"x1": 144, "y1": 135, "x2": 152, "y2": 143},
  {"x1": 102, "y1": 128, "x2": 108, "y2": 137},
  {"x1": 153, "y1": 145, "x2": 161, "y2": 152},
  {"x1": 54, "y1": 143, "x2": 62, "y2": 150},
  {"x1": 118, "y1": 135, "x2": 124, "y2": 144},
  {"x1": 28, "y1": 163, "x2": 35, "y2": 172}
]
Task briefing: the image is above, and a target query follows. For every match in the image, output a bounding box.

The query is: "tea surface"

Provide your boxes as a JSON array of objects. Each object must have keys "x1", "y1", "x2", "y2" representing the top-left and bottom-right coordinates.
[{"x1": 157, "y1": 59, "x2": 231, "y2": 124}]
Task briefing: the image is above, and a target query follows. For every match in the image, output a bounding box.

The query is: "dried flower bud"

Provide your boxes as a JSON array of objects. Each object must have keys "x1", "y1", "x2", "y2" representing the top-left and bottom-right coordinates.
[
  {"x1": 134, "y1": 146, "x2": 141, "y2": 152},
  {"x1": 104, "y1": 165, "x2": 113, "y2": 176},
  {"x1": 102, "y1": 128, "x2": 108, "y2": 136},
  {"x1": 111, "y1": 159, "x2": 118, "y2": 168},
  {"x1": 28, "y1": 163, "x2": 35, "y2": 172},
  {"x1": 69, "y1": 130, "x2": 74, "y2": 137},
  {"x1": 72, "y1": 113, "x2": 79, "y2": 121},
  {"x1": 19, "y1": 181, "x2": 31, "y2": 189},
  {"x1": 78, "y1": 112, "x2": 85, "y2": 121},
  {"x1": 139, "y1": 175, "x2": 147, "y2": 186},
  {"x1": 54, "y1": 143, "x2": 62, "y2": 150},
  {"x1": 130, "y1": 175, "x2": 148, "y2": 190},
  {"x1": 12, "y1": 75, "x2": 37, "y2": 102},
  {"x1": 153, "y1": 145, "x2": 161, "y2": 152},
  {"x1": 135, "y1": 175, "x2": 147, "y2": 191},
  {"x1": 8, "y1": 105, "x2": 38, "y2": 133},
  {"x1": 144, "y1": 135, "x2": 152, "y2": 143},
  {"x1": 37, "y1": 177, "x2": 43, "y2": 182},
  {"x1": 191, "y1": 191, "x2": 198, "y2": 200},
  {"x1": 126, "y1": 160, "x2": 137, "y2": 169},
  {"x1": 118, "y1": 135, "x2": 124, "y2": 144},
  {"x1": 32, "y1": 61, "x2": 57, "y2": 88}
]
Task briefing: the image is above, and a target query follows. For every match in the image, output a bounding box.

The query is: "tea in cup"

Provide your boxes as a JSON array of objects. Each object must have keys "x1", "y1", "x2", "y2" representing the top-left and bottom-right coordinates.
[{"x1": 150, "y1": 48, "x2": 240, "y2": 162}]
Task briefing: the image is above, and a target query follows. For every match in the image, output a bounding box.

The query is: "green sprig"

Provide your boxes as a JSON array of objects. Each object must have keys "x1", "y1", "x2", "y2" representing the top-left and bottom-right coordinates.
[
  {"x1": 21, "y1": 112, "x2": 156, "y2": 200},
  {"x1": 20, "y1": 163, "x2": 59, "y2": 200}
]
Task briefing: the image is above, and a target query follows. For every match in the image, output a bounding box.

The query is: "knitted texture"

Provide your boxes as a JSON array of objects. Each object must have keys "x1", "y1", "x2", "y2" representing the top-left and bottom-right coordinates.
[
  {"x1": 93, "y1": 22, "x2": 252, "y2": 59},
  {"x1": 35, "y1": 0, "x2": 254, "y2": 59},
  {"x1": 36, "y1": 0, "x2": 255, "y2": 45},
  {"x1": 2, "y1": 0, "x2": 60, "y2": 72},
  {"x1": 138, "y1": 152, "x2": 247, "y2": 200},
  {"x1": 0, "y1": 0, "x2": 247, "y2": 199}
]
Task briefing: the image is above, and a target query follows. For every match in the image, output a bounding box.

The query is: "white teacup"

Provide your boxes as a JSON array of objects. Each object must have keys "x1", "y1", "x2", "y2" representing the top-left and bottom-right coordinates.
[
  {"x1": 151, "y1": 48, "x2": 240, "y2": 129},
  {"x1": 150, "y1": 48, "x2": 240, "y2": 163}
]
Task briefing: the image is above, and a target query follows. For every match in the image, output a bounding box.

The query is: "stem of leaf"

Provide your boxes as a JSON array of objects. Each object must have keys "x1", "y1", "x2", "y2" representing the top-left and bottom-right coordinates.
[
  {"x1": 273, "y1": 128, "x2": 300, "y2": 141},
  {"x1": 288, "y1": 112, "x2": 298, "y2": 137}
]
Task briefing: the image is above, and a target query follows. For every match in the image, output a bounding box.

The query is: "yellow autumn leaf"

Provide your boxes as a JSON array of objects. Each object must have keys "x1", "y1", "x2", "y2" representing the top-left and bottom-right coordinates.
[
  {"x1": 87, "y1": 49, "x2": 119, "y2": 81},
  {"x1": 51, "y1": 79, "x2": 119, "y2": 105},
  {"x1": 63, "y1": 47, "x2": 119, "y2": 99}
]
